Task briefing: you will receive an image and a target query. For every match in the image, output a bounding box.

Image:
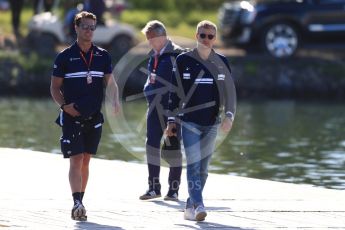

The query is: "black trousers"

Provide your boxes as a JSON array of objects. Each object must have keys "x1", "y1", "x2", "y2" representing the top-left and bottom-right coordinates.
[
  {"x1": 146, "y1": 108, "x2": 182, "y2": 193},
  {"x1": 33, "y1": 0, "x2": 54, "y2": 14},
  {"x1": 9, "y1": 0, "x2": 24, "y2": 34}
]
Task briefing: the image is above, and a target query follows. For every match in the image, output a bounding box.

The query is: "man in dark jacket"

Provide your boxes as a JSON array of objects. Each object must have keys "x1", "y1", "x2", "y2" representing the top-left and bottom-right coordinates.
[
  {"x1": 139, "y1": 20, "x2": 184, "y2": 201},
  {"x1": 167, "y1": 20, "x2": 236, "y2": 221}
]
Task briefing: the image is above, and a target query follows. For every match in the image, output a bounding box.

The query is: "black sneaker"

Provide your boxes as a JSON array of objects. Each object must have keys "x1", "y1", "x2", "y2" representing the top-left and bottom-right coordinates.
[
  {"x1": 139, "y1": 190, "x2": 161, "y2": 200},
  {"x1": 164, "y1": 191, "x2": 178, "y2": 201},
  {"x1": 71, "y1": 202, "x2": 87, "y2": 221}
]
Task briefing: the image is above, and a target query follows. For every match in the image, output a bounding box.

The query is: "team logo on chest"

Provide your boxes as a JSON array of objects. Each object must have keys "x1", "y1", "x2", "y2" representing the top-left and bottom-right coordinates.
[
  {"x1": 183, "y1": 73, "x2": 191, "y2": 79},
  {"x1": 70, "y1": 57, "x2": 80, "y2": 61},
  {"x1": 94, "y1": 51, "x2": 103, "y2": 57},
  {"x1": 183, "y1": 67, "x2": 191, "y2": 79},
  {"x1": 217, "y1": 74, "x2": 225, "y2": 81}
]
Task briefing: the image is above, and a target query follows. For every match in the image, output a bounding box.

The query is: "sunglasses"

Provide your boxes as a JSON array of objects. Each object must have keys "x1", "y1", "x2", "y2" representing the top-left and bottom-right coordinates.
[
  {"x1": 199, "y1": 33, "x2": 215, "y2": 40},
  {"x1": 79, "y1": 24, "x2": 97, "y2": 31}
]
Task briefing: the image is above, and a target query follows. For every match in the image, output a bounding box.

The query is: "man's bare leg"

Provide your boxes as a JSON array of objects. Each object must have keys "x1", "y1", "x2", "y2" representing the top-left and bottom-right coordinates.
[{"x1": 69, "y1": 154, "x2": 87, "y2": 220}]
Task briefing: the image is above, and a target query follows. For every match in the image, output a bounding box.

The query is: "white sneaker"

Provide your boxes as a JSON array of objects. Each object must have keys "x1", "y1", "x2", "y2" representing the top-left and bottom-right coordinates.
[
  {"x1": 184, "y1": 207, "x2": 195, "y2": 221},
  {"x1": 195, "y1": 205, "x2": 207, "y2": 221}
]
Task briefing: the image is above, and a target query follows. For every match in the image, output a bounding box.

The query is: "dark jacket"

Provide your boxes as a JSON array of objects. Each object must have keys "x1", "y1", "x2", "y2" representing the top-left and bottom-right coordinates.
[
  {"x1": 143, "y1": 40, "x2": 185, "y2": 111},
  {"x1": 168, "y1": 48, "x2": 236, "y2": 126}
]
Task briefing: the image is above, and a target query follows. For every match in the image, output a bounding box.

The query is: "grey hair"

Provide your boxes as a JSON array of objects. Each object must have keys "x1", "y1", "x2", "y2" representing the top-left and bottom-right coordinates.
[{"x1": 141, "y1": 20, "x2": 167, "y2": 37}]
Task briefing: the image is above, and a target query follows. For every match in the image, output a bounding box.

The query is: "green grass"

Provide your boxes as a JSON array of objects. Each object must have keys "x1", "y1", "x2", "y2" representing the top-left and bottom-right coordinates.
[
  {"x1": 120, "y1": 9, "x2": 217, "y2": 39},
  {"x1": 0, "y1": 7, "x2": 34, "y2": 36},
  {"x1": 0, "y1": 50, "x2": 51, "y2": 74},
  {"x1": 0, "y1": 7, "x2": 217, "y2": 40}
]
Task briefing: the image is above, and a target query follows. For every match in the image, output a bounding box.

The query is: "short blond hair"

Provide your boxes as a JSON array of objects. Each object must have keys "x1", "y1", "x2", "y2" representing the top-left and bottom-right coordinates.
[
  {"x1": 141, "y1": 20, "x2": 167, "y2": 37},
  {"x1": 196, "y1": 20, "x2": 217, "y2": 34}
]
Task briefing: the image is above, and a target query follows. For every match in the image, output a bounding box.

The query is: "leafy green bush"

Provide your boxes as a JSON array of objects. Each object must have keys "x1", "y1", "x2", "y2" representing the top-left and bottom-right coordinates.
[
  {"x1": 0, "y1": 50, "x2": 52, "y2": 96},
  {"x1": 121, "y1": 9, "x2": 217, "y2": 38},
  {"x1": 127, "y1": 0, "x2": 224, "y2": 11},
  {"x1": 184, "y1": 11, "x2": 217, "y2": 26}
]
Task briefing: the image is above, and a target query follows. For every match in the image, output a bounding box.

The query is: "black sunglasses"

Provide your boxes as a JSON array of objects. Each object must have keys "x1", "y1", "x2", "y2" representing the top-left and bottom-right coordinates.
[
  {"x1": 199, "y1": 33, "x2": 215, "y2": 40},
  {"x1": 79, "y1": 24, "x2": 97, "y2": 31}
]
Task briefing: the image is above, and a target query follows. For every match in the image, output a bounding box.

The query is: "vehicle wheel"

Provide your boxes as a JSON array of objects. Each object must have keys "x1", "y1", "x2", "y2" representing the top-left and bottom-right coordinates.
[
  {"x1": 25, "y1": 32, "x2": 57, "y2": 57},
  {"x1": 108, "y1": 35, "x2": 133, "y2": 64},
  {"x1": 261, "y1": 23, "x2": 299, "y2": 58}
]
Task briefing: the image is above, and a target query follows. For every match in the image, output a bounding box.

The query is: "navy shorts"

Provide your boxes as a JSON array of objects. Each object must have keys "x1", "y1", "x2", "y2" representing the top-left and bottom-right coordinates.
[{"x1": 56, "y1": 112, "x2": 104, "y2": 158}]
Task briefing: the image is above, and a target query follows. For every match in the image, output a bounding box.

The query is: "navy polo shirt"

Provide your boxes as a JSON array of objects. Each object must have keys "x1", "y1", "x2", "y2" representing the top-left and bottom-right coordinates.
[
  {"x1": 53, "y1": 42, "x2": 112, "y2": 117},
  {"x1": 169, "y1": 48, "x2": 236, "y2": 126}
]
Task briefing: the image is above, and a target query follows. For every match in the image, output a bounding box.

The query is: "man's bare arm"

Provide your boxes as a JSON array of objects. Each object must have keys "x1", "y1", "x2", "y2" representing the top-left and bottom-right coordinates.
[
  {"x1": 50, "y1": 76, "x2": 80, "y2": 117},
  {"x1": 50, "y1": 76, "x2": 65, "y2": 106},
  {"x1": 104, "y1": 73, "x2": 120, "y2": 114}
]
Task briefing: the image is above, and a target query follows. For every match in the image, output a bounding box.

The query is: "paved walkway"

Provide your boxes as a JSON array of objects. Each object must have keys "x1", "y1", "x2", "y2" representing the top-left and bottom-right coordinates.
[{"x1": 0, "y1": 148, "x2": 345, "y2": 229}]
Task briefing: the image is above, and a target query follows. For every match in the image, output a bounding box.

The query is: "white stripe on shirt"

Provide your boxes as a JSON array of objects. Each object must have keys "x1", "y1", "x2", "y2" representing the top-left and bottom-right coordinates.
[
  {"x1": 195, "y1": 78, "x2": 214, "y2": 84},
  {"x1": 65, "y1": 71, "x2": 104, "y2": 78}
]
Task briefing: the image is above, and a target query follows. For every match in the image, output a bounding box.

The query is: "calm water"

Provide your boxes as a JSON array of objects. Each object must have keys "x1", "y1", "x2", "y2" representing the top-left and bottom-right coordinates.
[{"x1": 1, "y1": 98, "x2": 345, "y2": 189}]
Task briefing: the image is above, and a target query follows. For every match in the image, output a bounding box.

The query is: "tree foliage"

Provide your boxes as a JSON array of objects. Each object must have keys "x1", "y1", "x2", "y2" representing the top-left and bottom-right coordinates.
[{"x1": 127, "y1": 0, "x2": 225, "y2": 12}]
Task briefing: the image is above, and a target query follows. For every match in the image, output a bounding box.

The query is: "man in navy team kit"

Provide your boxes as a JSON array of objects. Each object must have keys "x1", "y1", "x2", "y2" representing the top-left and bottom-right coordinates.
[
  {"x1": 50, "y1": 11, "x2": 120, "y2": 221},
  {"x1": 167, "y1": 20, "x2": 236, "y2": 221},
  {"x1": 139, "y1": 20, "x2": 184, "y2": 201}
]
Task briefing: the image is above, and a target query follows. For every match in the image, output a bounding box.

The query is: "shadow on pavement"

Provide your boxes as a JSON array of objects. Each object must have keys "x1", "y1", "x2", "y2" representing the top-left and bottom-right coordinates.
[
  {"x1": 150, "y1": 200, "x2": 186, "y2": 210},
  {"x1": 151, "y1": 200, "x2": 232, "y2": 211},
  {"x1": 74, "y1": 221, "x2": 124, "y2": 230},
  {"x1": 176, "y1": 222, "x2": 254, "y2": 230}
]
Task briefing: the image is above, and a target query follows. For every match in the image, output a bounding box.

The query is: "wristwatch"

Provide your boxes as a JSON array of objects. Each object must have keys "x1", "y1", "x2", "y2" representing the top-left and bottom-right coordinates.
[{"x1": 225, "y1": 111, "x2": 234, "y2": 122}]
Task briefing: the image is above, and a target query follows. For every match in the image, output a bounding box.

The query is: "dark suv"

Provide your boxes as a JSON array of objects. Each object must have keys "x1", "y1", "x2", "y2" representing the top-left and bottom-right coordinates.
[{"x1": 218, "y1": 0, "x2": 345, "y2": 58}]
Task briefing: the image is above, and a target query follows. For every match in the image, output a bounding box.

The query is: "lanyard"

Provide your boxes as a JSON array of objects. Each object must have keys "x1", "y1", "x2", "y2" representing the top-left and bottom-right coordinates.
[
  {"x1": 153, "y1": 54, "x2": 159, "y2": 72},
  {"x1": 80, "y1": 49, "x2": 94, "y2": 72}
]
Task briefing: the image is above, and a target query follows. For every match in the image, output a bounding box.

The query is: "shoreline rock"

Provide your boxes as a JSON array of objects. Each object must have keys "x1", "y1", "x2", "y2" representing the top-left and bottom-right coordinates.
[{"x1": 1, "y1": 48, "x2": 345, "y2": 100}]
